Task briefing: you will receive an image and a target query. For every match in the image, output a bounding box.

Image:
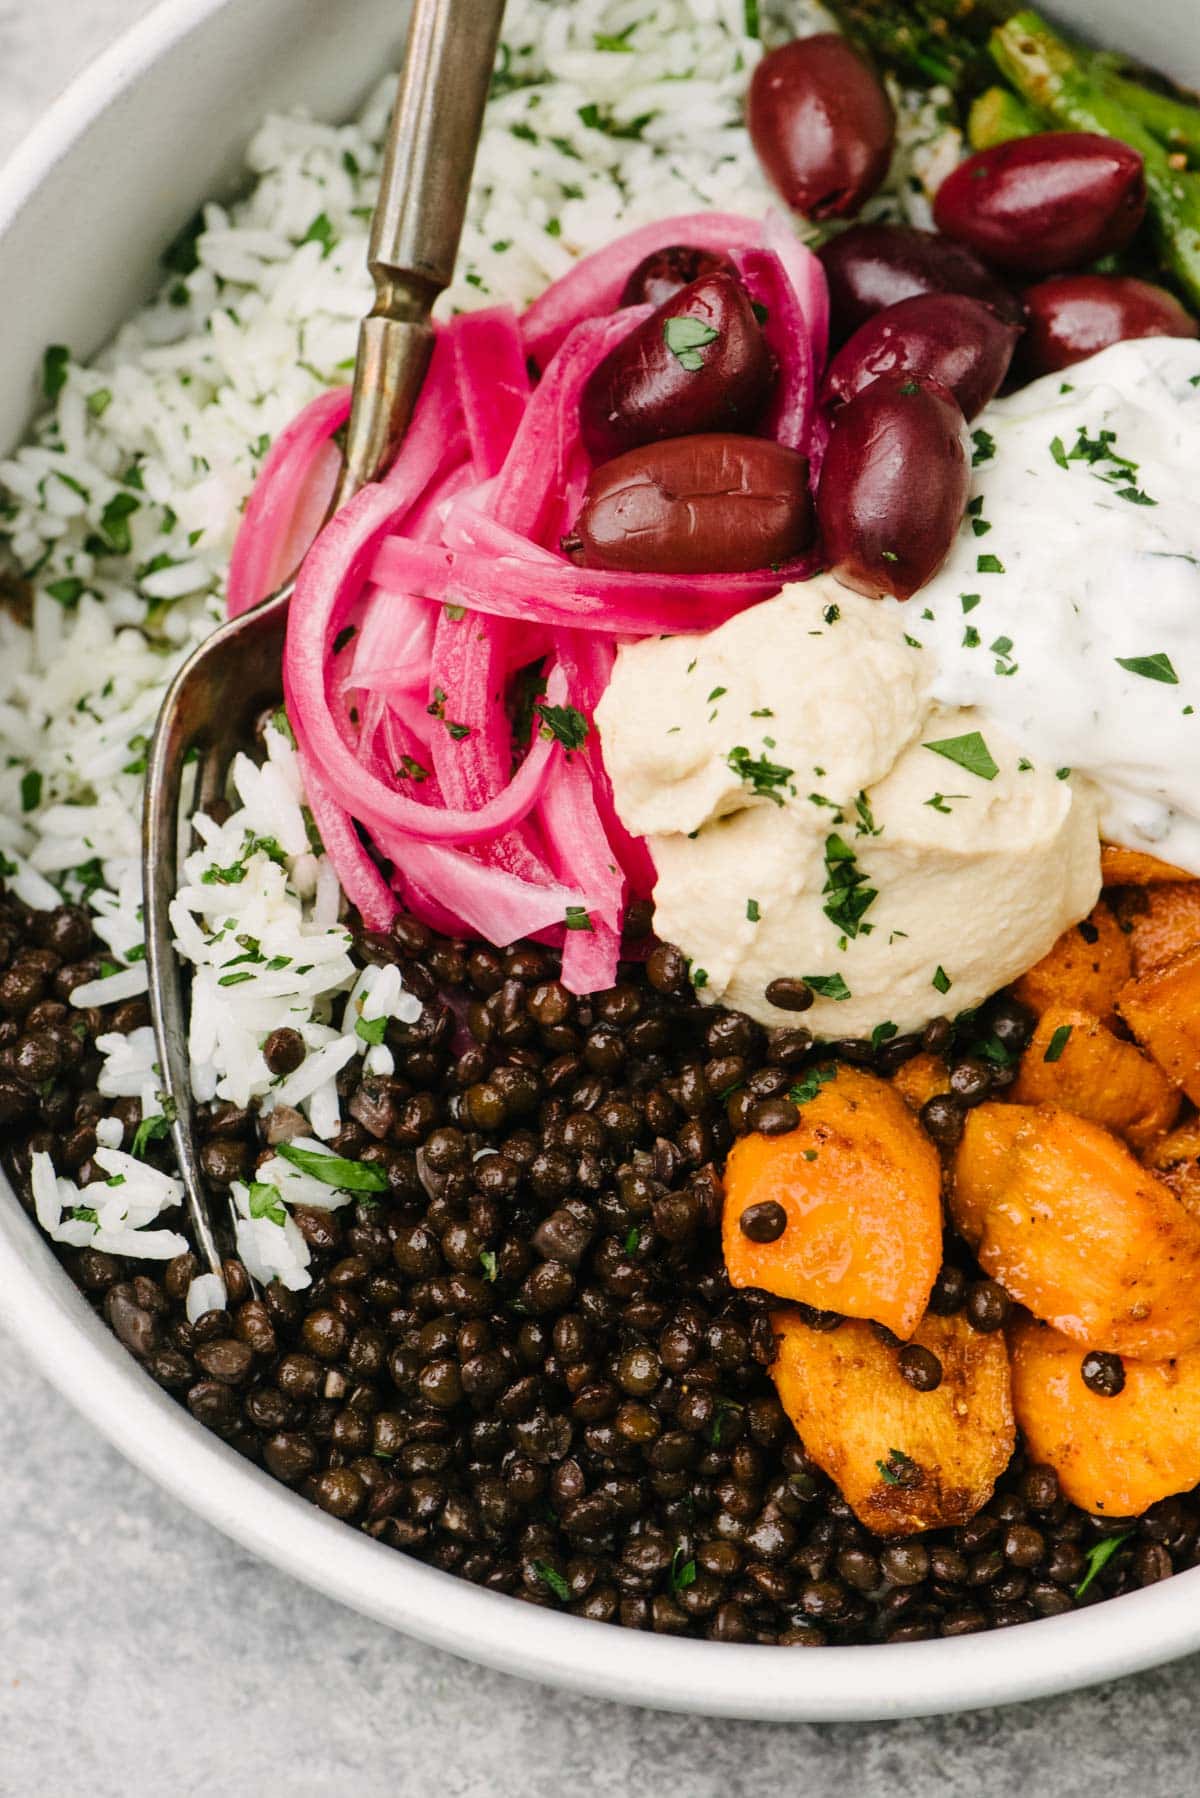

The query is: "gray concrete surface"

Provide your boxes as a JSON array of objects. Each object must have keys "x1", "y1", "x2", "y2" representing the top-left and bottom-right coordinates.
[{"x1": 1, "y1": 3, "x2": 1199, "y2": 1793}]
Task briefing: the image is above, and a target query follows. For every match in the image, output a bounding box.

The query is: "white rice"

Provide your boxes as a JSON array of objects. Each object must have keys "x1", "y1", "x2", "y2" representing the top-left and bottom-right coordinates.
[{"x1": 0, "y1": 0, "x2": 959, "y2": 1284}]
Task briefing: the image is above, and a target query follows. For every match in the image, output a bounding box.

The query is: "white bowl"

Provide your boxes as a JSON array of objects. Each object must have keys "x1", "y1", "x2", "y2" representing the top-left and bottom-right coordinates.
[{"x1": 1, "y1": 0, "x2": 1198, "y2": 1723}]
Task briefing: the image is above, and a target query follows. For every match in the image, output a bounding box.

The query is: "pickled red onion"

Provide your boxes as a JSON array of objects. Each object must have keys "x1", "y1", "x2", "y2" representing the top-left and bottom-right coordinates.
[{"x1": 227, "y1": 386, "x2": 350, "y2": 618}]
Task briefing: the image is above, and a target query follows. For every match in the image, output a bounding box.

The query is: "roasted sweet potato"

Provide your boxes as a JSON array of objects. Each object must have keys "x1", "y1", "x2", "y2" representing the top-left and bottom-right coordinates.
[
  {"x1": 1146, "y1": 1120, "x2": 1200, "y2": 1219},
  {"x1": 952, "y1": 1103, "x2": 1200, "y2": 1359},
  {"x1": 890, "y1": 1051, "x2": 951, "y2": 1113},
  {"x1": 1118, "y1": 945, "x2": 1200, "y2": 1107},
  {"x1": 770, "y1": 1309, "x2": 1014, "y2": 1536},
  {"x1": 1119, "y1": 881, "x2": 1200, "y2": 977},
  {"x1": 1012, "y1": 904, "x2": 1132, "y2": 1025},
  {"x1": 1011, "y1": 1315, "x2": 1200, "y2": 1516},
  {"x1": 1010, "y1": 1006, "x2": 1179, "y2": 1152},
  {"x1": 723, "y1": 1065, "x2": 941, "y2": 1339},
  {"x1": 1101, "y1": 843, "x2": 1196, "y2": 887}
]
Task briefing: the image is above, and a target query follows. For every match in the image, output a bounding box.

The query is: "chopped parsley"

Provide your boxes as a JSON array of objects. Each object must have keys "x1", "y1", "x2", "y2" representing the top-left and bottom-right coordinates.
[
  {"x1": 871, "y1": 1021, "x2": 898, "y2": 1051},
  {"x1": 663, "y1": 314, "x2": 720, "y2": 372},
  {"x1": 1050, "y1": 435, "x2": 1069, "y2": 469},
  {"x1": 479, "y1": 1249, "x2": 498, "y2": 1283},
  {"x1": 923, "y1": 731, "x2": 999, "y2": 782},
  {"x1": 789, "y1": 1065, "x2": 837, "y2": 1105},
  {"x1": 1044, "y1": 1024, "x2": 1073, "y2": 1063},
  {"x1": 876, "y1": 1447, "x2": 919, "y2": 1487},
  {"x1": 668, "y1": 1545, "x2": 698, "y2": 1596},
  {"x1": 68, "y1": 1205, "x2": 99, "y2": 1227},
  {"x1": 355, "y1": 1015, "x2": 388, "y2": 1046},
  {"x1": 564, "y1": 905, "x2": 594, "y2": 932},
  {"x1": 247, "y1": 1182, "x2": 286, "y2": 1227},
  {"x1": 932, "y1": 966, "x2": 952, "y2": 995},
  {"x1": 977, "y1": 552, "x2": 1005, "y2": 575},
  {"x1": 803, "y1": 972, "x2": 852, "y2": 1002},
  {"x1": 725, "y1": 744, "x2": 794, "y2": 805},
  {"x1": 276, "y1": 1142, "x2": 389, "y2": 1192},
  {"x1": 396, "y1": 755, "x2": 429, "y2": 783},
  {"x1": 536, "y1": 702, "x2": 589, "y2": 749},
  {"x1": 301, "y1": 212, "x2": 338, "y2": 257},
  {"x1": 95, "y1": 491, "x2": 140, "y2": 556},
  {"x1": 131, "y1": 1108, "x2": 173, "y2": 1159},
  {"x1": 960, "y1": 593, "x2": 982, "y2": 614},
  {"x1": 532, "y1": 1561, "x2": 570, "y2": 1602},
  {"x1": 925, "y1": 792, "x2": 967, "y2": 814},
  {"x1": 1075, "y1": 1533, "x2": 1131, "y2": 1599},
  {"x1": 822, "y1": 833, "x2": 877, "y2": 940},
  {"x1": 42, "y1": 344, "x2": 70, "y2": 400},
  {"x1": 971, "y1": 428, "x2": 996, "y2": 466},
  {"x1": 19, "y1": 770, "x2": 41, "y2": 813},
  {"x1": 963, "y1": 625, "x2": 981, "y2": 649},
  {"x1": 746, "y1": 898, "x2": 761, "y2": 922},
  {"x1": 1115, "y1": 652, "x2": 1179, "y2": 685}
]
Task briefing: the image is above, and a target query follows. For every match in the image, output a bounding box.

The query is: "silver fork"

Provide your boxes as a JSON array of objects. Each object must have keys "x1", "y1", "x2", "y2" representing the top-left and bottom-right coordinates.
[{"x1": 142, "y1": 0, "x2": 505, "y2": 1288}]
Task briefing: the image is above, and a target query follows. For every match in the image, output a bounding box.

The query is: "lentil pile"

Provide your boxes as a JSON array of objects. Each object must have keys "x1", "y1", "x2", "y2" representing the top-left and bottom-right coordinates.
[{"x1": 2, "y1": 881, "x2": 1197, "y2": 1644}]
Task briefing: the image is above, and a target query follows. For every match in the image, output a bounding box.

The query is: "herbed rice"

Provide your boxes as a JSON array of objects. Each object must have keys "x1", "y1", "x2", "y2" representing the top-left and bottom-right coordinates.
[{"x1": 0, "y1": 0, "x2": 959, "y2": 1284}]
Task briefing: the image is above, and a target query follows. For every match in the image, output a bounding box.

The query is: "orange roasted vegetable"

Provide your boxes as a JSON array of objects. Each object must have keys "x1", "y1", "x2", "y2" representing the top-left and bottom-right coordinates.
[
  {"x1": 952, "y1": 1103, "x2": 1200, "y2": 1359},
  {"x1": 890, "y1": 1051, "x2": 951, "y2": 1113},
  {"x1": 1118, "y1": 944, "x2": 1200, "y2": 1107},
  {"x1": 1011, "y1": 1315, "x2": 1200, "y2": 1516},
  {"x1": 1101, "y1": 844, "x2": 1195, "y2": 887},
  {"x1": 723, "y1": 1065, "x2": 941, "y2": 1340},
  {"x1": 770, "y1": 1308, "x2": 1014, "y2": 1536},
  {"x1": 1146, "y1": 1121, "x2": 1200, "y2": 1219},
  {"x1": 1011, "y1": 904, "x2": 1132, "y2": 1025},
  {"x1": 1119, "y1": 882, "x2": 1200, "y2": 977},
  {"x1": 1010, "y1": 1006, "x2": 1179, "y2": 1152}
]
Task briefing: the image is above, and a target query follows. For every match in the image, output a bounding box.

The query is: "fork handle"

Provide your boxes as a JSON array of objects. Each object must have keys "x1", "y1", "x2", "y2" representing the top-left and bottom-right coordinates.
[{"x1": 338, "y1": 0, "x2": 506, "y2": 497}]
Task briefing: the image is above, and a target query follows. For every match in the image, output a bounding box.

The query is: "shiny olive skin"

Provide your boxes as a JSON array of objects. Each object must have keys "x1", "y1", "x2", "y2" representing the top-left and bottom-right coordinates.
[
  {"x1": 747, "y1": 34, "x2": 895, "y2": 220},
  {"x1": 822, "y1": 293, "x2": 1019, "y2": 421},
  {"x1": 572, "y1": 433, "x2": 814, "y2": 575},
  {"x1": 933, "y1": 133, "x2": 1147, "y2": 277},
  {"x1": 819, "y1": 224, "x2": 1025, "y2": 346},
  {"x1": 580, "y1": 269, "x2": 775, "y2": 462},
  {"x1": 1019, "y1": 273, "x2": 1198, "y2": 377},
  {"x1": 619, "y1": 244, "x2": 733, "y2": 309},
  {"x1": 817, "y1": 373, "x2": 970, "y2": 602}
]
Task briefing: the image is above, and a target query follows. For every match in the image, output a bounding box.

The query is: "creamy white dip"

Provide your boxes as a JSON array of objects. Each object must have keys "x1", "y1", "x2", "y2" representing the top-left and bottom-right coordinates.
[{"x1": 891, "y1": 336, "x2": 1200, "y2": 871}]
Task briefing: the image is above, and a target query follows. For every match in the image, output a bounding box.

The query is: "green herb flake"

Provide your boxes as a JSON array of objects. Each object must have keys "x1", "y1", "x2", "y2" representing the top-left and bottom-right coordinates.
[
  {"x1": 625, "y1": 1226, "x2": 640, "y2": 1254},
  {"x1": 564, "y1": 905, "x2": 594, "y2": 932},
  {"x1": 803, "y1": 973, "x2": 852, "y2": 1002},
  {"x1": 663, "y1": 313, "x2": 720, "y2": 372},
  {"x1": 87, "y1": 388, "x2": 113, "y2": 419},
  {"x1": 932, "y1": 966, "x2": 952, "y2": 995},
  {"x1": 971, "y1": 429, "x2": 996, "y2": 466},
  {"x1": 276, "y1": 1142, "x2": 388, "y2": 1192},
  {"x1": 871, "y1": 1021, "x2": 899, "y2": 1051},
  {"x1": 1075, "y1": 1533, "x2": 1132, "y2": 1599},
  {"x1": 789, "y1": 1065, "x2": 837, "y2": 1105},
  {"x1": 963, "y1": 625, "x2": 981, "y2": 648},
  {"x1": 960, "y1": 593, "x2": 982, "y2": 614},
  {"x1": 301, "y1": 211, "x2": 337, "y2": 257},
  {"x1": 479, "y1": 1248, "x2": 498, "y2": 1283},
  {"x1": 20, "y1": 770, "x2": 42, "y2": 813},
  {"x1": 131, "y1": 1110, "x2": 172, "y2": 1159},
  {"x1": 1115, "y1": 653, "x2": 1179, "y2": 685},
  {"x1": 746, "y1": 898, "x2": 760, "y2": 922},
  {"x1": 822, "y1": 832, "x2": 877, "y2": 941},
  {"x1": 247, "y1": 1182, "x2": 286, "y2": 1227},
  {"x1": 1050, "y1": 435, "x2": 1068, "y2": 468},
  {"x1": 977, "y1": 553, "x2": 1005, "y2": 575},
  {"x1": 726, "y1": 744, "x2": 794, "y2": 806},
  {"x1": 396, "y1": 755, "x2": 429, "y2": 783},
  {"x1": 536, "y1": 702, "x2": 589, "y2": 749},
  {"x1": 532, "y1": 1561, "x2": 570, "y2": 1602},
  {"x1": 1044, "y1": 1024, "x2": 1073, "y2": 1063},
  {"x1": 923, "y1": 731, "x2": 999, "y2": 782},
  {"x1": 668, "y1": 1546, "x2": 698, "y2": 1596},
  {"x1": 355, "y1": 1014, "x2": 388, "y2": 1047},
  {"x1": 42, "y1": 344, "x2": 70, "y2": 400}
]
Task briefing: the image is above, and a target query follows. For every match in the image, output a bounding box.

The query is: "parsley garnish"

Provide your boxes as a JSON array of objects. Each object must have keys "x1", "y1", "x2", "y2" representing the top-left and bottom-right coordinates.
[
  {"x1": 355, "y1": 1015, "x2": 388, "y2": 1046},
  {"x1": 822, "y1": 833, "x2": 877, "y2": 940},
  {"x1": 960, "y1": 593, "x2": 981, "y2": 614},
  {"x1": 923, "y1": 731, "x2": 999, "y2": 782},
  {"x1": 247, "y1": 1182, "x2": 286, "y2": 1227},
  {"x1": 726, "y1": 744, "x2": 794, "y2": 805},
  {"x1": 536, "y1": 702, "x2": 589, "y2": 749},
  {"x1": 876, "y1": 1447, "x2": 919, "y2": 1487},
  {"x1": 564, "y1": 905, "x2": 594, "y2": 932},
  {"x1": 20, "y1": 770, "x2": 41, "y2": 813},
  {"x1": 789, "y1": 1065, "x2": 836, "y2": 1104},
  {"x1": 977, "y1": 553, "x2": 1005, "y2": 575},
  {"x1": 1044, "y1": 1024, "x2": 1073, "y2": 1063},
  {"x1": 276, "y1": 1143, "x2": 388, "y2": 1191},
  {"x1": 932, "y1": 966, "x2": 952, "y2": 995},
  {"x1": 533, "y1": 1561, "x2": 570, "y2": 1602},
  {"x1": 1075, "y1": 1533, "x2": 1131, "y2": 1599},
  {"x1": 663, "y1": 314, "x2": 720, "y2": 372},
  {"x1": 131, "y1": 1109, "x2": 173, "y2": 1159},
  {"x1": 479, "y1": 1249, "x2": 498, "y2": 1282},
  {"x1": 971, "y1": 429, "x2": 996, "y2": 466},
  {"x1": 803, "y1": 973, "x2": 852, "y2": 1002},
  {"x1": 871, "y1": 1021, "x2": 898, "y2": 1050},
  {"x1": 668, "y1": 1545, "x2": 697, "y2": 1597},
  {"x1": 1115, "y1": 653, "x2": 1179, "y2": 685},
  {"x1": 301, "y1": 212, "x2": 337, "y2": 257},
  {"x1": 42, "y1": 344, "x2": 70, "y2": 399},
  {"x1": 746, "y1": 898, "x2": 760, "y2": 922}
]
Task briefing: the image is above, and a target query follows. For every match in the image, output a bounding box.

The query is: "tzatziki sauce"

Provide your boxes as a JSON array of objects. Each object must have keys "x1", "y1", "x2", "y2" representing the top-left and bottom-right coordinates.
[{"x1": 886, "y1": 336, "x2": 1200, "y2": 871}]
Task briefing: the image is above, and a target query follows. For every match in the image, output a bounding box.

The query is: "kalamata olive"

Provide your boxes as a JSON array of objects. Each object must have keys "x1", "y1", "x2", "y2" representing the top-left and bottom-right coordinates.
[
  {"x1": 819, "y1": 224, "x2": 1025, "y2": 346},
  {"x1": 822, "y1": 293, "x2": 1019, "y2": 421},
  {"x1": 1018, "y1": 273, "x2": 1198, "y2": 378},
  {"x1": 620, "y1": 245, "x2": 733, "y2": 309},
  {"x1": 933, "y1": 133, "x2": 1146, "y2": 277},
  {"x1": 580, "y1": 269, "x2": 775, "y2": 463},
  {"x1": 748, "y1": 35, "x2": 895, "y2": 220},
  {"x1": 571, "y1": 433, "x2": 813, "y2": 575},
  {"x1": 816, "y1": 373, "x2": 970, "y2": 602}
]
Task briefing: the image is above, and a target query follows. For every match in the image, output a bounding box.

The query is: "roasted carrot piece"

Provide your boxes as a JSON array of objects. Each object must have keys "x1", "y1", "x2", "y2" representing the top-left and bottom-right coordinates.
[
  {"x1": 952, "y1": 1103, "x2": 1200, "y2": 1359},
  {"x1": 770, "y1": 1308, "x2": 1014, "y2": 1536},
  {"x1": 722, "y1": 1065, "x2": 941, "y2": 1340},
  {"x1": 1101, "y1": 843, "x2": 1196, "y2": 887},
  {"x1": 1115, "y1": 880, "x2": 1200, "y2": 979},
  {"x1": 1118, "y1": 945, "x2": 1200, "y2": 1107},
  {"x1": 890, "y1": 1051, "x2": 951, "y2": 1114},
  {"x1": 1011, "y1": 903, "x2": 1132, "y2": 1025},
  {"x1": 1145, "y1": 1120, "x2": 1200, "y2": 1220},
  {"x1": 1010, "y1": 1315, "x2": 1200, "y2": 1517},
  {"x1": 1010, "y1": 1005, "x2": 1180, "y2": 1152}
]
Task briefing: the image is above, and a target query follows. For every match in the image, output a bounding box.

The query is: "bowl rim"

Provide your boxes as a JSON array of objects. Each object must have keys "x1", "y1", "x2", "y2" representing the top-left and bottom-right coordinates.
[{"x1": 4, "y1": 0, "x2": 1200, "y2": 1723}]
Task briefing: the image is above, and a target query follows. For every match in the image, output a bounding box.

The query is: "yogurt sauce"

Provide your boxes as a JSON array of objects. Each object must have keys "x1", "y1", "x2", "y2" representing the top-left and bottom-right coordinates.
[{"x1": 888, "y1": 336, "x2": 1200, "y2": 871}]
